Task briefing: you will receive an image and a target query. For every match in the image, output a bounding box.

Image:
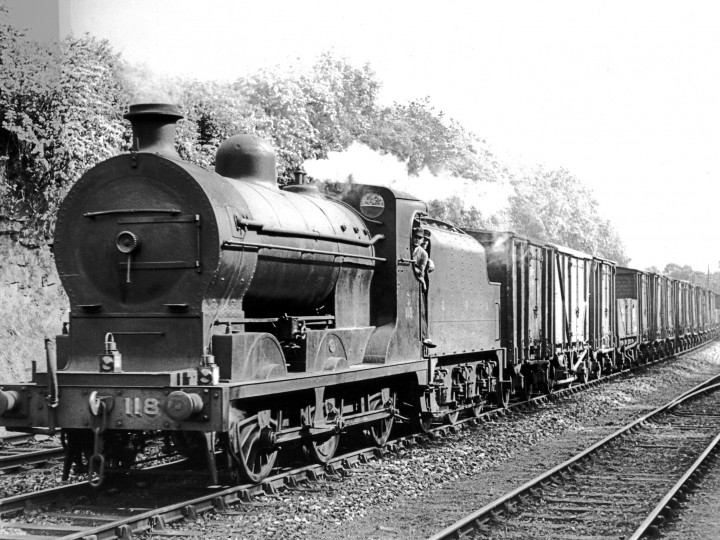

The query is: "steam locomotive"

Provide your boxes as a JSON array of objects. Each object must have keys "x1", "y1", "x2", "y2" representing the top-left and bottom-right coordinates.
[{"x1": 0, "y1": 103, "x2": 716, "y2": 485}]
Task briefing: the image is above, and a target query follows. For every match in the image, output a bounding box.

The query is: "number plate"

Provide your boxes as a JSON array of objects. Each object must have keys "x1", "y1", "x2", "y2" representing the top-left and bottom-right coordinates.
[{"x1": 124, "y1": 397, "x2": 160, "y2": 417}]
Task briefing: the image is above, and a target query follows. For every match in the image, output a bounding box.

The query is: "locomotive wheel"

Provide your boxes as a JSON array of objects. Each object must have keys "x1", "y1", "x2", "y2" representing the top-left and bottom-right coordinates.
[
  {"x1": 228, "y1": 410, "x2": 278, "y2": 484},
  {"x1": 303, "y1": 398, "x2": 341, "y2": 464},
  {"x1": 61, "y1": 429, "x2": 93, "y2": 479},
  {"x1": 363, "y1": 389, "x2": 394, "y2": 446},
  {"x1": 470, "y1": 401, "x2": 484, "y2": 417},
  {"x1": 105, "y1": 432, "x2": 142, "y2": 470},
  {"x1": 304, "y1": 435, "x2": 340, "y2": 464},
  {"x1": 417, "y1": 414, "x2": 434, "y2": 432}
]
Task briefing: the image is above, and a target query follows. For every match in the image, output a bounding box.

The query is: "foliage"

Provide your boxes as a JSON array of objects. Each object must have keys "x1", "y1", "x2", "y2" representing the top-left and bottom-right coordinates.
[
  {"x1": 159, "y1": 53, "x2": 381, "y2": 183},
  {"x1": 0, "y1": 9, "x2": 128, "y2": 238},
  {"x1": 508, "y1": 166, "x2": 629, "y2": 264},
  {"x1": 663, "y1": 263, "x2": 695, "y2": 281},
  {"x1": 301, "y1": 52, "x2": 379, "y2": 153},
  {"x1": 663, "y1": 263, "x2": 720, "y2": 291},
  {"x1": 175, "y1": 80, "x2": 263, "y2": 169},
  {"x1": 233, "y1": 54, "x2": 381, "y2": 183},
  {"x1": 361, "y1": 97, "x2": 509, "y2": 183},
  {"x1": 427, "y1": 195, "x2": 504, "y2": 230}
]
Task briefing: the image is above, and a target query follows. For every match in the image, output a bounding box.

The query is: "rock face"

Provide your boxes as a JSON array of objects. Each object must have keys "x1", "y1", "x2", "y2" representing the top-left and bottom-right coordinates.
[{"x1": 0, "y1": 236, "x2": 68, "y2": 383}]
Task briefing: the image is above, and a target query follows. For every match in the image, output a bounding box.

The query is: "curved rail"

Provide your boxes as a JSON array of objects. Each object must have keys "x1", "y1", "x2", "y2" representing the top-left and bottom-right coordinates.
[
  {"x1": 628, "y1": 382, "x2": 720, "y2": 539},
  {"x1": 427, "y1": 365, "x2": 720, "y2": 540}
]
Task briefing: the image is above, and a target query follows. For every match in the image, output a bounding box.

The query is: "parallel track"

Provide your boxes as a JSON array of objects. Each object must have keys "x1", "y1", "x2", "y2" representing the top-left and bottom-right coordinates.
[
  {"x1": 0, "y1": 433, "x2": 64, "y2": 474},
  {"x1": 428, "y1": 349, "x2": 720, "y2": 539}
]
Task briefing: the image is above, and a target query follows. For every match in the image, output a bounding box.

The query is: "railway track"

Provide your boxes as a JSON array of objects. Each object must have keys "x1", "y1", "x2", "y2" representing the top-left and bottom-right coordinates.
[
  {"x1": 0, "y1": 432, "x2": 64, "y2": 474},
  {"x1": 0, "y1": 345, "x2": 706, "y2": 539},
  {"x1": 428, "y1": 366, "x2": 720, "y2": 539}
]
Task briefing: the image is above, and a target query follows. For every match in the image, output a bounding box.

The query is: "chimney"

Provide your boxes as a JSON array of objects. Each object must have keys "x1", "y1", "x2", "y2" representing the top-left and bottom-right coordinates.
[
  {"x1": 293, "y1": 167, "x2": 307, "y2": 185},
  {"x1": 124, "y1": 103, "x2": 183, "y2": 159}
]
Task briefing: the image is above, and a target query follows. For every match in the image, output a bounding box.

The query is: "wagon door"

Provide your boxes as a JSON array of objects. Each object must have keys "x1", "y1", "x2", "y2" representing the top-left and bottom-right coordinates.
[
  {"x1": 640, "y1": 273, "x2": 649, "y2": 342},
  {"x1": 678, "y1": 282, "x2": 687, "y2": 337},
  {"x1": 553, "y1": 251, "x2": 570, "y2": 350},
  {"x1": 526, "y1": 244, "x2": 545, "y2": 359},
  {"x1": 616, "y1": 268, "x2": 639, "y2": 347},
  {"x1": 666, "y1": 278, "x2": 675, "y2": 340},
  {"x1": 572, "y1": 257, "x2": 589, "y2": 347},
  {"x1": 597, "y1": 261, "x2": 614, "y2": 349},
  {"x1": 653, "y1": 277, "x2": 660, "y2": 340}
]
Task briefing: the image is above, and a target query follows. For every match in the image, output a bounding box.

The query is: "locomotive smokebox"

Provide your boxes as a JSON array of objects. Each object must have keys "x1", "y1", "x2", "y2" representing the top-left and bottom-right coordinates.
[
  {"x1": 215, "y1": 134, "x2": 277, "y2": 188},
  {"x1": 124, "y1": 103, "x2": 183, "y2": 158}
]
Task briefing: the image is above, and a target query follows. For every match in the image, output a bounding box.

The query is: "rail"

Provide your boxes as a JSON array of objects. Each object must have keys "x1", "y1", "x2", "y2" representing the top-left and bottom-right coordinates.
[{"x1": 427, "y1": 346, "x2": 720, "y2": 540}]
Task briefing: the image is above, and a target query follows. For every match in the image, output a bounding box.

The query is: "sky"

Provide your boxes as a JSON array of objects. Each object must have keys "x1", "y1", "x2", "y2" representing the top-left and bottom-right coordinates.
[{"x1": 7, "y1": 0, "x2": 720, "y2": 272}]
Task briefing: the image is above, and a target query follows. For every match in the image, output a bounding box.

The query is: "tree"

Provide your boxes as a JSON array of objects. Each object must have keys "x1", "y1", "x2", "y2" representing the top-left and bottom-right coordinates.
[
  {"x1": 228, "y1": 54, "x2": 382, "y2": 183},
  {"x1": 300, "y1": 52, "x2": 379, "y2": 153},
  {"x1": 360, "y1": 97, "x2": 509, "y2": 183},
  {"x1": 427, "y1": 195, "x2": 504, "y2": 230},
  {"x1": 508, "y1": 166, "x2": 629, "y2": 264},
  {"x1": 174, "y1": 80, "x2": 263, "y2": 169},
  {"x1": 0, "y1": 8, "x2": 127, "y2": 238},
  {"x1": 663, "y1": 263, "x2": 693, "y2": 281}
]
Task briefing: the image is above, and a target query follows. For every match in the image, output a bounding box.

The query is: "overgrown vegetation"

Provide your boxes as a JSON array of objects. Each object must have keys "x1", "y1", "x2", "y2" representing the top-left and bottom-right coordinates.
[
  {"x1": 0, "y1": 12, "x2": 128, "y2": 240},
  {"x1": 1, "y1": 3, "x2": 715, "y2": 379},
  {"x1": 0, "y1": 236, "x2": 66, "y2": 381}
]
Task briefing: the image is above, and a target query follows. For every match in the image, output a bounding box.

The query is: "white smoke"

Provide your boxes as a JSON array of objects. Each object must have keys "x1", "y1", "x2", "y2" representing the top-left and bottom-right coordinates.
[
  {"x1": 305, "y1": 142, "x2": 512, "y2": 217},
  {"x1": 121, "y1": 63, "x2": 185, "y2": 105}
]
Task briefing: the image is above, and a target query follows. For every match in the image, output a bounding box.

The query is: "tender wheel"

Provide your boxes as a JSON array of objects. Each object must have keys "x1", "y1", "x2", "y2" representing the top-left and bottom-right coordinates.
[
  {"x1": 496, "y1": 382, "x2": 510, "y2": 408},
  {"x1": 363, "y1": 389, "x2": 394, "y2": 446},
  {"x1": 521, "y1": 378, "x2": 534, "y2": 401},
  {"x1": 413, "y1": 392, "x2": 434, "y2": 432},
  {"x1": 228, "y1": 410, "x2": 278, "y2": 484},
  {"x1": 470, "y1": 401, "x2": 484, "y2": 417}
]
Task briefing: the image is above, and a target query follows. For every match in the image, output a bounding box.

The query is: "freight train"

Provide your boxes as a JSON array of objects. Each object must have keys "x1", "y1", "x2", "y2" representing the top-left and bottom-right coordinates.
[{"x1": 0, "y1": 103, "x2": 716, "y2": 485}]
